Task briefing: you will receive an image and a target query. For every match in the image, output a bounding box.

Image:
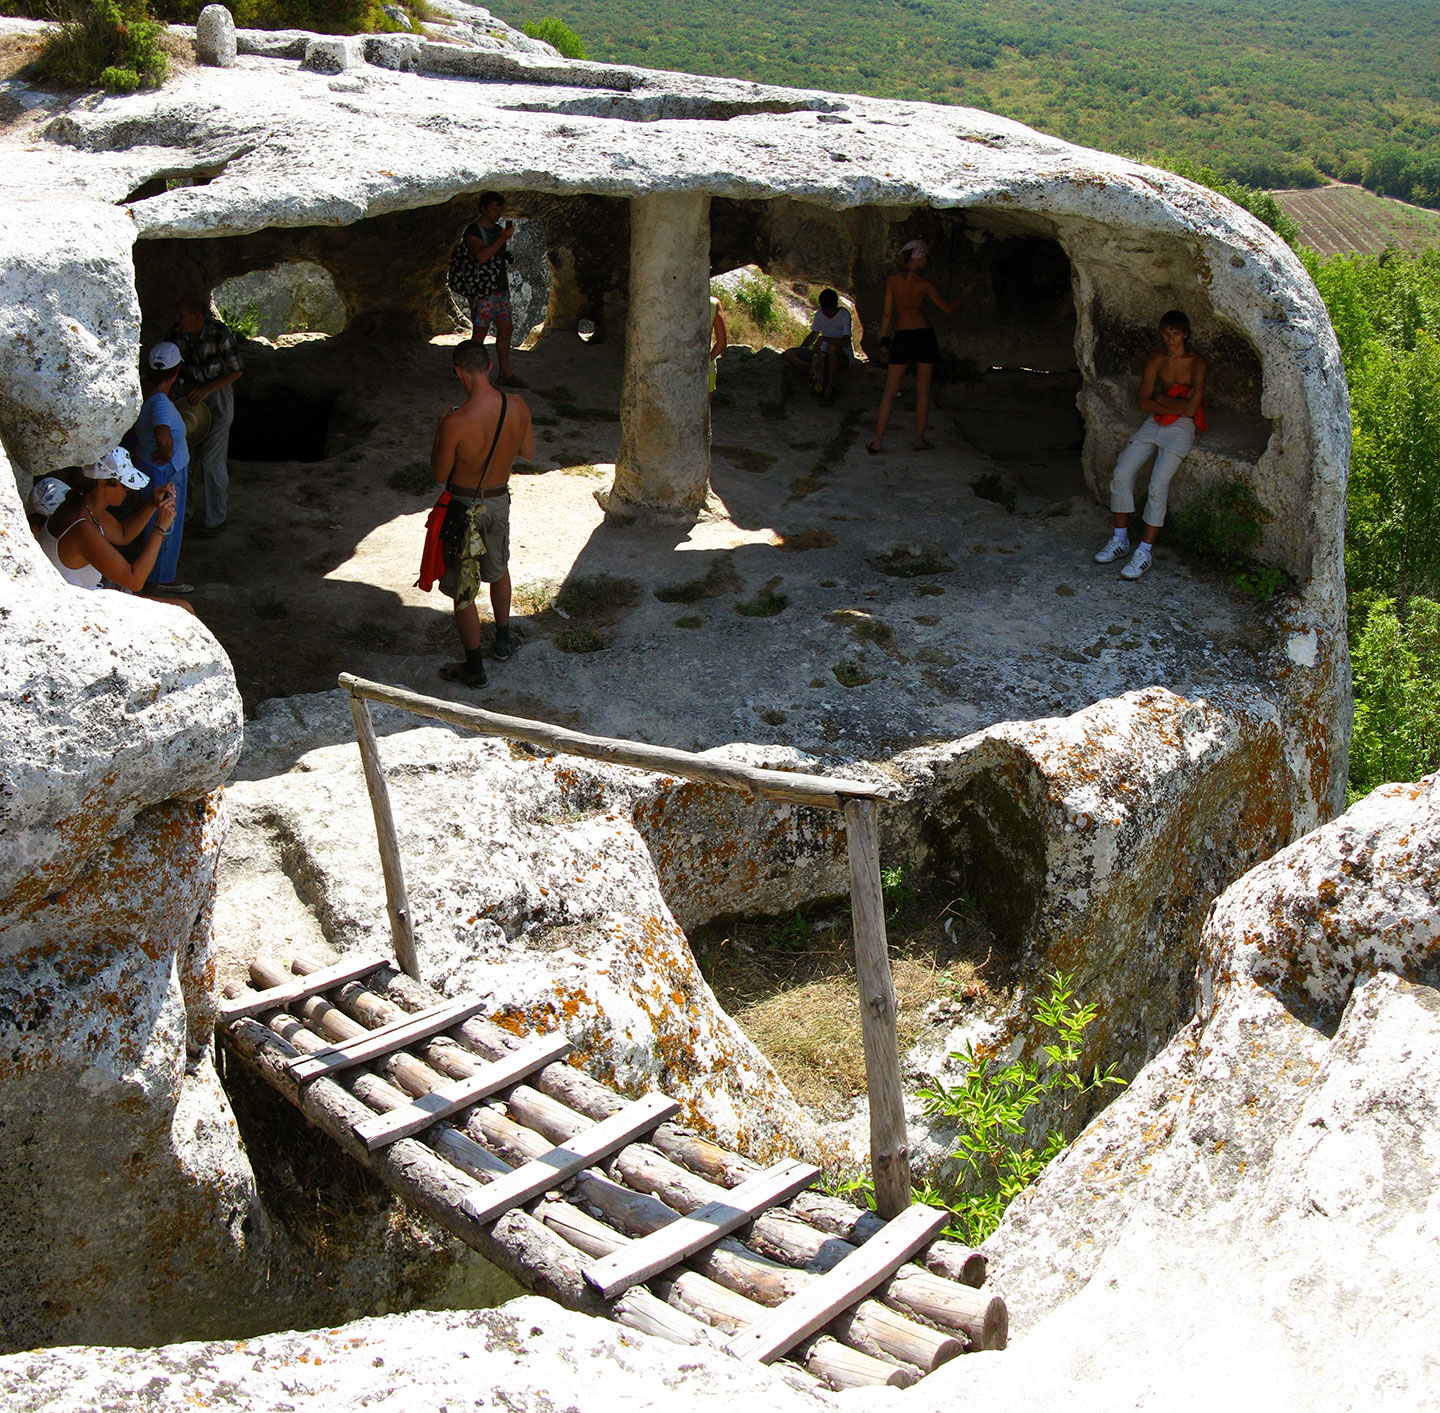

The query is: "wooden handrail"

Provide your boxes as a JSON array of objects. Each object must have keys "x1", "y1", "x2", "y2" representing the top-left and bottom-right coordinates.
[
  {"x1": 338, "y1": 672, "x2": 912, "y2": 1216},
  {"x1": 338, "y1": 673, "x2": 891, "y2": 811}
]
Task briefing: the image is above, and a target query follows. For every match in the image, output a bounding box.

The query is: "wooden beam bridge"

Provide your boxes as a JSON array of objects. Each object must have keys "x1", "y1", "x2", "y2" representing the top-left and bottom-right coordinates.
[{"x1": 214, "y1": 675, "x2": 1008, "y2": 1390}]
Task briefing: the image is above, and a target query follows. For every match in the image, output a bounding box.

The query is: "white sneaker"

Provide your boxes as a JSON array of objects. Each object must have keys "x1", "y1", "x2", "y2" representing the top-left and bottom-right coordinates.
[
  {"x1": 1120, "y1": 545, "x2": 1153, "y2": 580},
  {"x1": 1094, "y1": 532, "x2": 1130, "y2": 564}
]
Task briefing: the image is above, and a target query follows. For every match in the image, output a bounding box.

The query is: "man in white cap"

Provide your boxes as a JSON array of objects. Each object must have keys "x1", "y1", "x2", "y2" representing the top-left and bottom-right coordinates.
[
  {"x1": 168, "y1": 292, "x2": 243, "y2": 539},
  {"x1": 134, "y1": 340, "x2": 192, "y2": 592}
]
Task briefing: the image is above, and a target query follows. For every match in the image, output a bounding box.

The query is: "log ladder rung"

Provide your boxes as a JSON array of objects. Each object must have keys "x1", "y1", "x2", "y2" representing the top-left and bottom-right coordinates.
[
  {"x1": 583, "y1": 1157, "x2": 822, "y2": 1299},
  {"x1": 217, "y1": 949, "x2": 394, "y2": 1023},
  {"x1": 353, "y1": 1033, "x2": 575, "y2": 1151},
  {"x1": 288, "y1": 994, "x2": 489, "y2": 1083},
  {"x1": 463, "y1": 1091, "x2": 680, "y2": 1225},
  {"x1": 726, "y1": 1203, "x2": 952, "y2": 1364}
]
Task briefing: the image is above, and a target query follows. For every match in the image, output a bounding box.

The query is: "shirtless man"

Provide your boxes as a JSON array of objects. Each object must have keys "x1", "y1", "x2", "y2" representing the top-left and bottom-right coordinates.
[
  {"x1": 432, "y1": 339, "x2": 535, "y2": 687},
  {"x1": 1094, "y1": 310, "x2": 1208, "y2": 580}
]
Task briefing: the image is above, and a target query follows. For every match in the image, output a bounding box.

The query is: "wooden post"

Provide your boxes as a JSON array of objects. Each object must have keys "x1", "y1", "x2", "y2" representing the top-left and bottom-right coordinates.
[
  {"x1": 842, "y1": 798, "x2": 910, "y2": 1219},
  {"x1": 348, "y1": 692, "x2": 421, "y2": 981}
]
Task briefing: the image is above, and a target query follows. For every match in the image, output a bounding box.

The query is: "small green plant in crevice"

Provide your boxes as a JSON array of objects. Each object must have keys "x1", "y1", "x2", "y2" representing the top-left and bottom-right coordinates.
[
  {"x1": 758, "y1": 707, "x2": 787, "y2": 726},
  {"x1": 554, "y1": 625, "x2": 606, "y2": 653},
  {"x1": 388, "y1": 460, "x2": 434, "y2": 494},
  {"x1": 219, "y1": 302, "x2": 262, "y2": 341},
  {"x1": 553, "y1": 573, "x2": 640, "y2": 619},
  {"x1": 916, "y1": 969, "x2": 1126, "y2": 1246},
  {"x1": 522, "y1": 16, "x2": 587, "y2": 58},
  {"x1": 653, "y1": 558, "x2": 739, "y2": 604},
  {"x1": 32, "y1": 0, "x2": 167, "y2": 93},
  {"x1": 969, "y1": 471, "x2": 1016, "y2": 512},
  {"x1": 769, "y1": 911, "x2": 814, "y2": 954},
  {"x1": 833, "y1": 659, "x2": 872, "y2": 687},
  {"x1": 734, "y1": 577, "x2": 790, "y2": 617},
  {"x1": 872, "y1": 545, "x2": 954, "y2": 579},
  {"x1": 1169, "y1": 477, "x2": 1288, "y2": 599},
  {"x1": 673, "y1": 614, "x2": 703, "y2": 630},
  {"x1": 880, "y1": 864, "x2": 917, "y2": 917}
]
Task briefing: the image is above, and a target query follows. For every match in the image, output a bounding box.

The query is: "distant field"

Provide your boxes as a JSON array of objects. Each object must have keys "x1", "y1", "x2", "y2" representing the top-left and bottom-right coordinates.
[{"x1": 1271, "y1": 184, "x2": 1440, "y2": 257}]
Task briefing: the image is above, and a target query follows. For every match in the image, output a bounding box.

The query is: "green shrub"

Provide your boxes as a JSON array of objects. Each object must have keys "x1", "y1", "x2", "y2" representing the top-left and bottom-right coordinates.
[
  {"x1": 32, "y1": 0, "x2": 167, "y2": 92},
  {"x1": 732, "y1": 272, "x2": 780, "y2": 334},
  {"x1": 523, "y1": 16, "x2": 586, "y2": 59},
  {"x1": 218, "y1": 302, "x2": 261, "y2": 341},
  {"x1": 1349, "y1": 596, "x2": 1440, "y2": 793},
  {"x1": 917, "y1": 970, "x2": 1125, "y2": 1246},
  {"x1": 1168, "y1": 477, "x2": 1287, "y2": 598}
]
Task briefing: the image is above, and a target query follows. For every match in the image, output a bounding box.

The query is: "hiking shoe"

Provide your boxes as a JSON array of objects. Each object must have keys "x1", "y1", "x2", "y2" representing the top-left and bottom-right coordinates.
[
  {"x1": 150, "y1": 581, "x2": 194, "y2": 596},
  {"x1": 1120, "y1": 545, "x2": 1153, "y2": 580},
  {"x1": 439, "y1": 659, "x2": 488, "y2": 688},
  {"x1": 491, "y1": 625, "x2": 523, "y2": 661},
  {"x1": 1094, "y1": 532, "x2": 1130, "y2": 564}
]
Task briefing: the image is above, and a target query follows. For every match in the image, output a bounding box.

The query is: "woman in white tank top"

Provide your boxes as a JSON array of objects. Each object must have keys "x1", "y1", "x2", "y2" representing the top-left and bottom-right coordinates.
[{"x1": 40, "y1": 450, "x2": 190, "y2": 611}]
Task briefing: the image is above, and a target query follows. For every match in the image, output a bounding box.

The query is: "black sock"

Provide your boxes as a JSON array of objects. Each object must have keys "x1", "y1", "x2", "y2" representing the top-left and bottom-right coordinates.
[{"x1": 465, "y1": 645, "x2": 485, "y2": 669}]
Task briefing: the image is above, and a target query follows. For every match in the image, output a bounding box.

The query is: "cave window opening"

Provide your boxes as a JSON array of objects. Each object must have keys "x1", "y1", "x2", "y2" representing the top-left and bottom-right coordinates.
[
  {"x1": 710, "y1": 263, "x2": 865, "y2": 357},
  {"x1": 213, "y1": 261, "x2": 348, "y2": 344}
]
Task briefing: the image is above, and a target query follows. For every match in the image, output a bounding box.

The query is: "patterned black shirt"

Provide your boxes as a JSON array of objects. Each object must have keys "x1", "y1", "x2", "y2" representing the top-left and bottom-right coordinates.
[{"x1": 168, "y1": 316, "x2": 243, "y2": 393}]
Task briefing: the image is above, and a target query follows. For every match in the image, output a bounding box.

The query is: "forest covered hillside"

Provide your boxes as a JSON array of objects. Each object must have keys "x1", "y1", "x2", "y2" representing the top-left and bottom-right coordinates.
[{"x1": 500, "y1": 0, "x2": 1440, "y2": 202}]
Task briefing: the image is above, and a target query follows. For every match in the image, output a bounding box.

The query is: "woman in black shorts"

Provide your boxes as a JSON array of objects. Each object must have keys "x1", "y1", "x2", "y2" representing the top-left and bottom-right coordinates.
[{"x1": 868, "y1": 239, "x2": 975, "y2": 454}]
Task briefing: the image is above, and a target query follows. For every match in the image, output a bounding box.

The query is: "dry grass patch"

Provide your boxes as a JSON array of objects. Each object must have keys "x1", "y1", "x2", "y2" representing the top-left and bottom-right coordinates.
[
  {"x1": 554, "y1": 574, "x2": 640, "y2": 619},
  {"x1": 654, "y1": 558, "x2": 740, "y2": 604},
  {"x1": 775, "y1": 528, "x2": 838, "y2": 552},
  {"x1": 734, "y1": 577, "x2": 791, "y2": 617},
  {"x1": 694, "y1": 889, "x2": 994, "y2": 1118},
  {"x1": 713, "y1": 444, "x2": 778, "y2": 474}
]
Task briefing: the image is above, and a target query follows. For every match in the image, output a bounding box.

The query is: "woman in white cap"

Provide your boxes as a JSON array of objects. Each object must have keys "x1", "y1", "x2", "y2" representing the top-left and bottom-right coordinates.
[
  {"x1": 39, "y1": 449, "x2": 191, "y2": 610},
  {"x1": 134, "y1": 340, "x2": 191, "y2": 592},
  {"x1": 26, "y1": 476, "x2": 72, "y2": 541},
  {"x1": 868, "y1": 239, "x2": 975, "y2": 455}
]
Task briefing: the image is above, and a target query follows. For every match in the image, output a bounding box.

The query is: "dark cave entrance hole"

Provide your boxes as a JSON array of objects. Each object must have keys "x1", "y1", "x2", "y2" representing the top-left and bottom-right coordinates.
[{"x1": 229, "y1": 386, "x2": 336, "y2": 463}]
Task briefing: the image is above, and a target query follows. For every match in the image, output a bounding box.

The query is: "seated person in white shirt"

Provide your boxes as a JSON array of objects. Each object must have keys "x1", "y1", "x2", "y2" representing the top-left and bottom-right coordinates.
[{"x1": 782, "y1": 289, "x2": 853, "y2": 403}]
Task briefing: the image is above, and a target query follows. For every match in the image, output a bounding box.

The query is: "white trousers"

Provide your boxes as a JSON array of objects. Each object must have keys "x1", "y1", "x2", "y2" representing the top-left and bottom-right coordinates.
[{"x1": 1108, "y1": 415, "x2": 1195, "y2": 528}]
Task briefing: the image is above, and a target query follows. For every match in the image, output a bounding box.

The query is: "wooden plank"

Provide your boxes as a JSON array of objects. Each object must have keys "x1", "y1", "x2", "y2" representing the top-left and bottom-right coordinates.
[
  {"x1": 289, "y1": 994, "x2": 489, "y2": 1084},
  {"x1": 218, "y1": 950, "x2": 393, "y2": 1023},
  {"x1": 349, "y1": 694, "x2": 421, "y2": 980},
  {"x1": 584, "y1": 1159, "x2": 821, "y2": 1299},
  {"x1": 353, "y1": 1033, "x2": 575, "y2": 1150},
  {"x1": 726, "y1": 1204, "x2": 950, "y2": 1365},
  {"x1": 462, "y1": 1091, "x2": 680, "y2": 1225},
  {"x1": 339, "y1": 673, "x2": 888, "y2": 810},
  {"x1": 843, "y1": 797, "x2": 910, "y2": 1219}
]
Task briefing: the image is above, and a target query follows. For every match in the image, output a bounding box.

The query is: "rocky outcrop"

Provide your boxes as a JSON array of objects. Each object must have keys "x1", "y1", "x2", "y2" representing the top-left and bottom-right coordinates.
[
  {"x1": 0, "y1": 1298, "x2": 830, "y2": 1412},
  {"x1": 918, "y1": 774, "x2": 1440, "y2": 1410}
]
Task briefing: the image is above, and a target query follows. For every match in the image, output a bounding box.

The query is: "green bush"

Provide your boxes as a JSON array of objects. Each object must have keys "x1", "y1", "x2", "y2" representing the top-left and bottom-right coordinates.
[
  {"x1": 32, "y1": 0, "x2": 167, "y2": 92},
  {"x1": 218, "y1": 302, "x2": 261, "y2": 341},
  {"x1": 1349, "y1": 596, "x2": 1440, "y2": 794},
  {"x1": 917, "y1": 970, "x2": 1125, "y2": 1245},
  {"x1": 733, "y1": 272, "x2": 780, "y2": 334},
  {"x1": 1168, "y1": 477, "x2": 1286, "y2": 598},
  {"x1": 523, "y1": 16, "x2": 586, "y2": 59}
]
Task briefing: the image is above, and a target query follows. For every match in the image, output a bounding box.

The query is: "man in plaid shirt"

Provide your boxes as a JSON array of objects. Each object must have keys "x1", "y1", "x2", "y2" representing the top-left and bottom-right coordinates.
[{"x1": 169, "y1": 292, "x2": 244, "y2": 538}]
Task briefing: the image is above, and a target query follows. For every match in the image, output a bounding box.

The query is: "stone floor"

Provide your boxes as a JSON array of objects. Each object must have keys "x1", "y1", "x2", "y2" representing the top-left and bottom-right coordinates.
[{"x1": 180, "y1": 328, "x2": 1276, "y2": 766}]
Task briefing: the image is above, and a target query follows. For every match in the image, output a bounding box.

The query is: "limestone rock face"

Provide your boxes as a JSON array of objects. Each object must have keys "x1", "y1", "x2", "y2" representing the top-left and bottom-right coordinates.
[
  {"x1": 0, "y1": 1299, "x2": 830, "y2": 1412},
  {"x1": 0, "y1": 441, "x2": 270, "y2": 1351},
  {"x1": 0, "y1": 201, "x2": 141, "y2": 476},
  {"x1": 919, "y1": 775, "x2": 1440, "y2": 1411},
  {"x1": 222, "y1": 693, "x2": 819, "y2": 1159},
  {"x1": 894, "y1": 685, "x2": 1294, "y2": 1089},
  {"x1": 196, "y1": 4, "x2": 236, "y2": 68}
]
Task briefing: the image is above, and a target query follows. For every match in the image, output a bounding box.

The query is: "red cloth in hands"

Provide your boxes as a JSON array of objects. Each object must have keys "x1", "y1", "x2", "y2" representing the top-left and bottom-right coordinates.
[{"x1": 1156, "y1": 383, "x2": 1207, "y2": 433}]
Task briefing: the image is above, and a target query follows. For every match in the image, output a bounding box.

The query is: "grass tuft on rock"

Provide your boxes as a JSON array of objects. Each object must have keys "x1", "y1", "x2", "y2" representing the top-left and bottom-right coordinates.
[
  {"x1": 388, "y1": 460, "x2": 434, "y2": 494},
  {"x1": 654, "y1": 559, "x2": 739, "y2": 604},
  {"x1": 554, "y1": 574, "x2": 640, "y2": 619},
  {"x1": 734, "y1": 577, "x2": 790, "y2": 617}
]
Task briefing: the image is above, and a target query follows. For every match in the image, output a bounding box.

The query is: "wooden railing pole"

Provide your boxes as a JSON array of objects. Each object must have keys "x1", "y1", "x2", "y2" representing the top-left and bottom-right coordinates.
[
  {"x1": 347, "y1": 692, "x2": 421, "y2": 981},
  {"x1": 842, "y1": 798, "x2": 910, "y2": 1219}
]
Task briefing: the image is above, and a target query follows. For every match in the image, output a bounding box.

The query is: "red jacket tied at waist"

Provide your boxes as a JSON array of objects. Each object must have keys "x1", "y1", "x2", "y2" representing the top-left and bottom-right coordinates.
[{"x1": 416, "y1": 492, "x2": 451, "y2": 592}]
